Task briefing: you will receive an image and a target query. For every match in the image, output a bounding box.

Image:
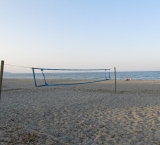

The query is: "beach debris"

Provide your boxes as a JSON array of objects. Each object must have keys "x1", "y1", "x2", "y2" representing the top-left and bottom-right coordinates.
[{"x1": 111, "y1": 134, "x2": 115, "y2": 138}]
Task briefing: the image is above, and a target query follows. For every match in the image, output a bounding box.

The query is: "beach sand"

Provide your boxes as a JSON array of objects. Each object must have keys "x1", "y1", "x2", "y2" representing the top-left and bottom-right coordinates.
[{"x1": 1, "y1": 79, "x2": 160, "y2": 145}]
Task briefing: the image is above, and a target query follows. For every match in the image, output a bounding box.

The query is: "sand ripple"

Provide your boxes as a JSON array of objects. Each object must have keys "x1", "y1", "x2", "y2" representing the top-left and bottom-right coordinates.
[{"x1": 1, "y1": 79, "x2": 160, "y2": 144}]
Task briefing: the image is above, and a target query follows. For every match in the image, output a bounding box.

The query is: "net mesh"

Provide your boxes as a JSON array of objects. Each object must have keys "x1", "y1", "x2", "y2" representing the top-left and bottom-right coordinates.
[{"x1": 32, "y1": 68, "x2": 111, "y2": 87}]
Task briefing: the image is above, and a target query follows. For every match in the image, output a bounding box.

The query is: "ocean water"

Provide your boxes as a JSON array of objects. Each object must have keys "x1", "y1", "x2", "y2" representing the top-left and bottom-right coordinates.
[{"x1": 3, "y1": 71, "x2": 160, "y2": 80}]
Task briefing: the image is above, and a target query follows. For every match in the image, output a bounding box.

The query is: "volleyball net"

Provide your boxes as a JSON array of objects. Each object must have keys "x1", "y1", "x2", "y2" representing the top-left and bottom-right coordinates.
[{"x1": 32, "y1": 68, "x2": 111, "y2": 87}]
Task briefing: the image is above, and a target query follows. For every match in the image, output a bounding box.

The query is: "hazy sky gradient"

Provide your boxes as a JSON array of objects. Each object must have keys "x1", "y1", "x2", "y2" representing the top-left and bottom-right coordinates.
[{"x1": 0, "y1": 0, "x2": 160, "y2": 73}]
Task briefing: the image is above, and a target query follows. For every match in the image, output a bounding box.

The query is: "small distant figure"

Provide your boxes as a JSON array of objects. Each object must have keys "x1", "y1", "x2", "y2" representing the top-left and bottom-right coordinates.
[
  {"x1": 125, "y1": 77, "x2": 133, "y2": 81},
  {"x1": 125, "y1": 77, "x2": 130, "y2": 81}
]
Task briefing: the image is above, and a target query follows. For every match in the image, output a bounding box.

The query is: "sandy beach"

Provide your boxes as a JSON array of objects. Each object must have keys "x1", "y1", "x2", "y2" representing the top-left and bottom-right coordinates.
[{"x1": 1, "y1": 79, "x2": 160, "y2": 145}]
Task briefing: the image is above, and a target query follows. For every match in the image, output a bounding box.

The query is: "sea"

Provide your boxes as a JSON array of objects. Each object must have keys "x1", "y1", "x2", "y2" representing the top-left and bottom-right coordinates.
[{"x1": 3, "y1": 71, "x2": 160, "y2": 80}]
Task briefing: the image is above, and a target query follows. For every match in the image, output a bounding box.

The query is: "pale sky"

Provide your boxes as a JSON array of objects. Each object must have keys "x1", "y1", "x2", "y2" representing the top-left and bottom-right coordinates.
[{"x1": 0, "y1": 0, "x2": 160, "y2": 73}]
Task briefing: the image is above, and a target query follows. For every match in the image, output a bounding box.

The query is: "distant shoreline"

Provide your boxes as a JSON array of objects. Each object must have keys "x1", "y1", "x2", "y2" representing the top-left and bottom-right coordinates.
[{"x1": 3, "y1": 71, "x2": 160, "y2": 80}]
